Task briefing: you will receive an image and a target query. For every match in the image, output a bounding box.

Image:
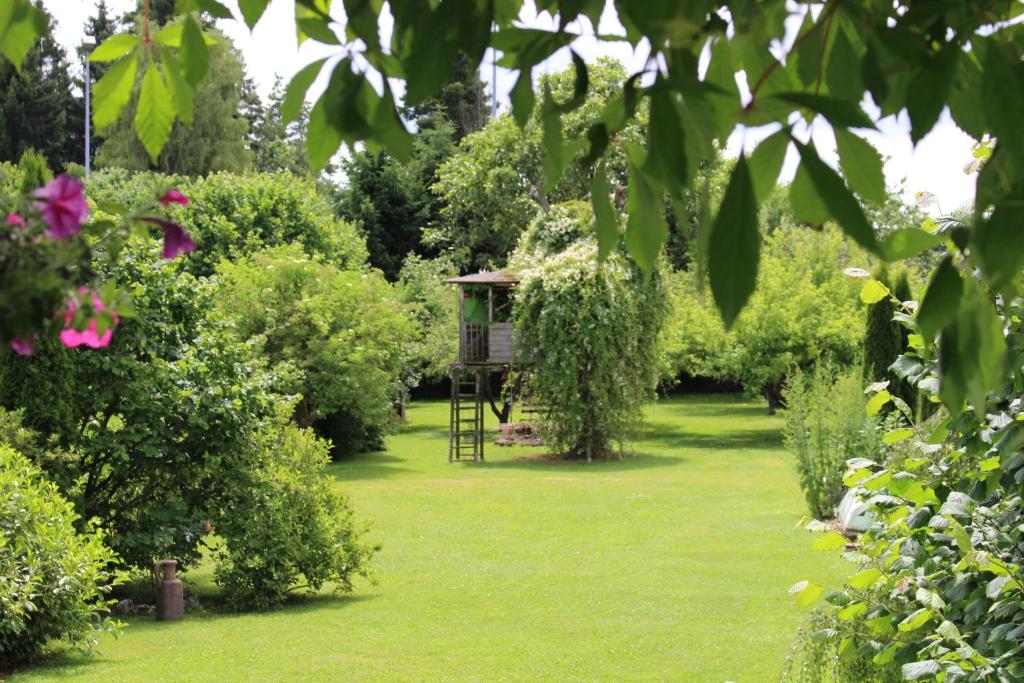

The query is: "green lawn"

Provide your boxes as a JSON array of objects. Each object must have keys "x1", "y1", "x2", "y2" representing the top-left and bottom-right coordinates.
[{"x1": 13, "y1": 395, "x2": 847, "y2": 682}]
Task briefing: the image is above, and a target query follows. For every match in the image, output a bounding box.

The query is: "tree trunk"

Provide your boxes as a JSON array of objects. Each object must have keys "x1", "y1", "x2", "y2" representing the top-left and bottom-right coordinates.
[{"x1": 763, "y1": 380, "x2": 785, "y2": 415}]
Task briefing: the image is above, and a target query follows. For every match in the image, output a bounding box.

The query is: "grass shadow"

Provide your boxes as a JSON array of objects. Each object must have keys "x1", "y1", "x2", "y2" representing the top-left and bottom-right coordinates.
[
  {"x1": 478, "y1": 450, "x2": 686, "y2": 472},
  {"x1": 327, "y1": 452, "x2": 416, "y2": 481},
  {"x1": 640, "y1": 420, "x2": 783, "y2": 451}
]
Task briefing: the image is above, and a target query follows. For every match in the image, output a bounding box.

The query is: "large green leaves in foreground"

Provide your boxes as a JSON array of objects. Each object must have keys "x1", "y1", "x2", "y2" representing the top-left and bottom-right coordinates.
[{"x1": 7, "y1": 0, "x2": 1024, "y2": 414}]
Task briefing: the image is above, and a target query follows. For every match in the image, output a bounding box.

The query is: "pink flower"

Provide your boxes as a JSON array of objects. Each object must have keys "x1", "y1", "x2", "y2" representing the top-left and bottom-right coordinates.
[
  {"x1": 34, "y1": 176, "x2": 88, "y2": 239},
  {"x1": 10, "y1": 334, "x2": 36, "y2": 356},
  {"x1": 60, "y1": 288, "x2": 118, "y2": 350},
  {"x1": 6, "y1": 212, "x2": 26, "y2": 228},
  {"x1": 158, "y1": 189, "x2": 190, "y2": 207},
  {"x1": 141, "y1": 216, "x2": 196, "y2": 259}
]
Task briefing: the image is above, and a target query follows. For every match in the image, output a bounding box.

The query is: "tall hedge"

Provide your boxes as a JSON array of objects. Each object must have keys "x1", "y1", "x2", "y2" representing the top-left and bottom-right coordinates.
[{"x1": 511, "y1": 203, "x2": 667, "y2": 459}]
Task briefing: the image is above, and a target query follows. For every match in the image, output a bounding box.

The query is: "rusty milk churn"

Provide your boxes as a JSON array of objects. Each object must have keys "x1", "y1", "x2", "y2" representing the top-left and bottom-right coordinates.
[{"x1": 154, "y1": 559, "x2": 183, "y2": 621}]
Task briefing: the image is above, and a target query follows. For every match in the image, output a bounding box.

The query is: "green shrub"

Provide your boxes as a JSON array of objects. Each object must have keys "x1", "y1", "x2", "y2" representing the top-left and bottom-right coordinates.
[
  {"x1": 780, "y1": 611, "x2": 900, "y2": 682},
  {"x1": 510, "y1": 204, "x2": 668, "y2": 459},
  {"x1": 395, "y1": 254, "x2": 459, "y2": 388},
  {"x1": 214, "y1": 244, "x2": 411, "y2": 455},
  {"x1": 0, "y1": 247, "x2": 280, "y2": 571},
  {"x1": 783, "y1": 365, "x2": 882, "y2": 519},
  {"x1": 85, "y1": 170, "x2": 368, "y2": 276},
  {"x1": 16, "y1": 148, "x2": 51, "y2": 194},
  {"x1": 0, "y1": 446, "x2": 120, "y2": 662},
  {"x1": 666, "y1": 225, "x2": 865, "y2": 412},
  {"x1": 213, "y1": 414, "x2": 377, "y2": 610}
]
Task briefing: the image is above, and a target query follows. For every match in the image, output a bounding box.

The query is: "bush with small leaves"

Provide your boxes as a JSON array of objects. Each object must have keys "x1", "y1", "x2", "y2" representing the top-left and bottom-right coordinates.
[
  {"x1": 0, "y1": 445, "x2": 120, "y2": 662},
  {"x1": 212, "y1": 411, "x2": 377, "y2": 610}
]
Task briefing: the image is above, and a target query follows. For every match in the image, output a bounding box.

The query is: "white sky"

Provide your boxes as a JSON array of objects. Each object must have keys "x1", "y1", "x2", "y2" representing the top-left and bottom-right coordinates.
[{"x1": 47, "y1": 0, "x2": 977, "y2": 210}]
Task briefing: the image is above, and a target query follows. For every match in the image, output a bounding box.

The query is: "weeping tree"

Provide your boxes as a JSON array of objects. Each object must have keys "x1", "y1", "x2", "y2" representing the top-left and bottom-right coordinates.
[{"x1": 510, "y1": 202, "x2": 668, "y2": 460}]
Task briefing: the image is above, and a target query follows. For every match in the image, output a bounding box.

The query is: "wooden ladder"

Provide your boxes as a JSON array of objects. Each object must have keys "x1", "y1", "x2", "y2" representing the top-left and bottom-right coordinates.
[{"x1": 449, "y1": 367, "x2": 484, "y2": 462}]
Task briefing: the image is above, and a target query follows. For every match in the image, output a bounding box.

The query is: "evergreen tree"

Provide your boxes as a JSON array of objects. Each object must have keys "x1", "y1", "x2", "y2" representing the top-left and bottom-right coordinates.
[
  {"x1": 335, "y1": 112, "x2": 456, "y2": 279},
  {"x1": 246, "y1": 77, "x2": 313, "y2": 176},
  {"x1": 863, "y1": 266, "x2": 916, "y2": 409},
  {"x1": 0, "y1": 3, "x2": 81, "y2": 170},
  {"x1": 405, "y1": 52, "x2": 488, "y2": 141}
]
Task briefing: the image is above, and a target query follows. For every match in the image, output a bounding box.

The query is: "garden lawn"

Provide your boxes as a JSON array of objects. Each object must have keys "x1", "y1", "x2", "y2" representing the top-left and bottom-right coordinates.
[{"x1": 13, "y1": 395, "x2": 848, "y2": 682}]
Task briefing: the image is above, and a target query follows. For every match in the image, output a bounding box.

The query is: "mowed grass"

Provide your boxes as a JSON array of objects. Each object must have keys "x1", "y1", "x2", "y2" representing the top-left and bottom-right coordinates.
[{"x1": 13, "y1": 395, "x2": 848, "y2": 682}]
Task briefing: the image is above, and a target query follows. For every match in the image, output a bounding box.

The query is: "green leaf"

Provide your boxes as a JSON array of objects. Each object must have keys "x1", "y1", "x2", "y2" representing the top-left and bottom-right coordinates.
[
  {"x1": 509, "y1": 69, "x2": 535, "y2": 129},
  {"x1": 92, "y1": 51, "x2": 138, "y2": 130},
  {"x1": 865, "y1": 390, "x2": 891, "y2": 417},
  {"x1": 0, "y1": 1, "x2": 46, "y2": 70},
  {"x1": 153, "y1": 23, "x2": 217, "y2": 47},
  {"x1": 986, "y1": 575, "x2": 1011, "y2": 599},
  {"x1": 980, "y1": 455, "x2": 1000, "y2": 472},
  {"x1": 624, "y1": 147, "x2": 668, "y2": 272},
  {"x1": 916, "y1": 256, "x2": 963, "y2": 340},
  {"x1": 939, "y1": 283, "x2": 1007, "y2": 414},
  {"x1": 134, "y1": 63, "x2": 175, "y2": 163},
  {"x1": 859, "y1": 279, "x2": 889, "y2": 304},
  {"x1": 883, "y1": 428, "x2": 914, "y2": 444},
  {"x1": 789, "y1": 162, "x2": 829, "y2": 227},
  {"x1": 373, "y1": 82, "x2": 412, "y2": 163},
  {"x1": 880, "y1": 228, "x2": 944, "y2": 261},
  {"x1": 306, "y1": 95, "x2": 342, "y2": 172},
  {"x1": 907, "y1": 45, "x2": 957, "y2": 145},
  {"x1": 789, "y1": 580, "x2": 826, "y2": 607},
  {"x1": 794, "y1": 140, "x2": 880, "y2": 255},
  {"x1": 643, "y1": 87, "x2": 688, "y2": 190},
  {"x1": 835, "y1": 129, "x2": 885, "y2": 206},
  {"x1": 708, "y1": 154, "x2": 759, "y2": 328},
  {"x1": 541, "y1": 84, "x2": 566, "y2": 192},
  {"x1": 812, "y1": 532, "x2": 847, "y2": 551},
  {"x1": 848, "y1": 568, "x2": 882, "y2": 590},
  {"x1": 176, "y1": 0, "x2": 234, "y2": 18},
  {"x1": 281, "y1": 58, "x2": 327, "y2": 125},
  {"x1": 238, "y1": 0, "x2": 270, "y2": 28},
  {"x1": 157, "y1": 46, "x2": 194, "y2": 125},
  {"x1": 902, "y1": 661, "x2": 941, "y2": 680},
  {"x1": 773, "y1": 93, "x2": 875, "y2": 129},
  {"x1": 748, "y1": 128, "x2": 789, "y2": 203},
  {"x1": 973, "y1": 203, "x2": 1024, "y2": 294},
  {"x1": 936, "y1": 620, "x2": 961, "y2": 642},
  {"x1": 180, "y1": 15, "x2": 209, "y2": 87},
  {"x1": 826, "y1": 28, "x2": 863, "y2": 103},
  {"x1": 898, "y1": 608, "x2": 935, "y2": 632},
  {"x1": 838, "y1": 601, "x2": 868, "y2": 620},
  {"x1": 88, "y1": 34, "x2": 140, "y2": 63},
  {"x1": 591, "y1": 160, "x2": 618, "y2": 261}
]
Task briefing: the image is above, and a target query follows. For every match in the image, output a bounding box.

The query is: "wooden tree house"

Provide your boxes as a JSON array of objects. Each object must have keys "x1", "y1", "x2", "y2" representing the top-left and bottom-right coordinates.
[{"x1": 444, "y1": 271, "x2": 522, "y2": 462}]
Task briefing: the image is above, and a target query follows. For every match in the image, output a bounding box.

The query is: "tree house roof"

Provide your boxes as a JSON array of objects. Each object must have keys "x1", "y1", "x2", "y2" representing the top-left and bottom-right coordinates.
[{"x1": 443, "y1": 271, "x2": 519, "y2": 286}]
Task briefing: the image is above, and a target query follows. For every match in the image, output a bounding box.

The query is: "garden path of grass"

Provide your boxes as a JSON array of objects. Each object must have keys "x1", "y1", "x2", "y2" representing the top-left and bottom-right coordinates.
[{"x1": 13, "y1": 395, "x2": 848, "y2": 682}]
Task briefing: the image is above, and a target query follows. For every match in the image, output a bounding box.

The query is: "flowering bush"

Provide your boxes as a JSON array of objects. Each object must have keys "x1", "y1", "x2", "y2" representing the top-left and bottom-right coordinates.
[
  {"x1": 0, "y1": 166, "x2": 194, "y2": 355},
  {"x1": 0, "y1": 248, "x2": 278, "y2": 571},
  {"x1": 0, "y1": 445, "x2": 120, "y2": 662},
  {"x1": 510, "y1": 204, "x2": 668, "y2": 459}
]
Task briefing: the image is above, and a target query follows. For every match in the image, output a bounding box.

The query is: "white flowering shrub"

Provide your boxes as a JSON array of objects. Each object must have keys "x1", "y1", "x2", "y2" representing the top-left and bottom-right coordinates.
[{"x1": 511, "y1": 204, "x2": 668, "y2": 459}]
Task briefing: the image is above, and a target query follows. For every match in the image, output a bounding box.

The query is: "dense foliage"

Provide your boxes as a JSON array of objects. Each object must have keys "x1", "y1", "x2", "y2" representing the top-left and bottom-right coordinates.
[
  {"x1": 0, "y1": 445, "x2": 119, "y2": 662},
  {"x1": 395, "y1": 254, "x2": 459, "y2": 391},
  {"x1": 783, "y1": 364, "x2": 882, "y2": 519},
  {"x1": 666, "y1": 225, "x2": 864, "y2": 411},
  {"x1": 87, "y1": 170, "x2": 367, "y2": 277},
  {"x1": 0, "y1": 247, "x2": 278, "y2": 570},
  {"x1": 215, "y1": 244, "x2": 410, "y2": 454},
  {"x1": 212, "y1": 410, "x2": 377, "y2": 610},
  {"x1": 511, "y1": 202, "x2": 667, "y2": 459},
  {"x1": 428, "y1": 59, "x2": 643, "y2": 270},
  {"x1": 863, "y1": 267, "x2": 915, "y2": 412}
]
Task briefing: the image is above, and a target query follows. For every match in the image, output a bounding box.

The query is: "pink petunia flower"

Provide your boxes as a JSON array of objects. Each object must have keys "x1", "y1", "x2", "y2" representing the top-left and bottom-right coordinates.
[
  {"x1": 158, "y1": 189, "x2": 190, "y2": 207},
  {"x1": 34, "y1": 176, "x2": 89, "y2": 239},
  {"x1": 6, "y1": 212, "x2": 26, "y2": 228},
  {"x1": 141, "y1": 216, "x2": 196, "y2": 259},
  {"x1": 10, "y1": 334, "x2": 36, "y2": 356},
  {"x1": 60, "y1": 288, "x2": 118, "y2": 350}
]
